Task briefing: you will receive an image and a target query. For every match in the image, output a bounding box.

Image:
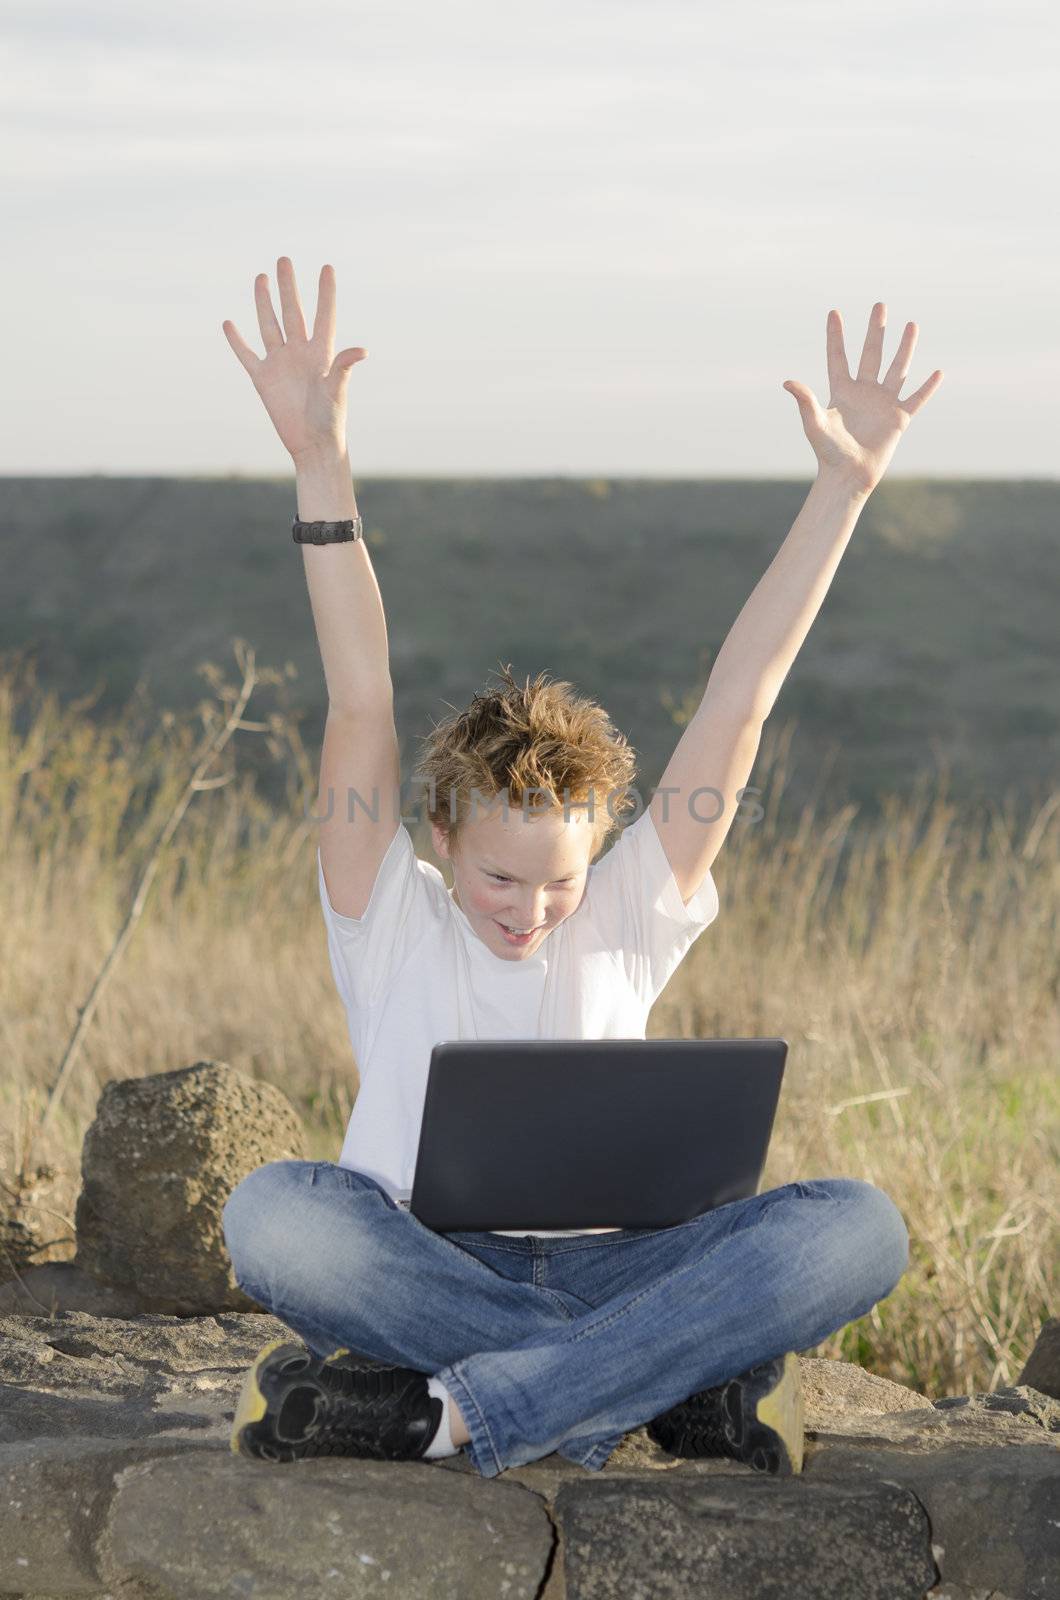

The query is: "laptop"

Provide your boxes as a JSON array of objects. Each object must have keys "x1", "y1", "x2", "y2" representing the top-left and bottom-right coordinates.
[{"x1": 408, "y1": 1038, "x2": 788, "y2": 1232}]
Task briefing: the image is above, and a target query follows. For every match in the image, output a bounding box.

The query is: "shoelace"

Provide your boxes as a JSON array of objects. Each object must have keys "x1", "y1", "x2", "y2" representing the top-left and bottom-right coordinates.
[
  {"x1": 293, "y1": 1362, "x2": 437, "y2": 1459},
  {"x1": 296, "y1": 1396, "x2": 396, "y2": 1459}
]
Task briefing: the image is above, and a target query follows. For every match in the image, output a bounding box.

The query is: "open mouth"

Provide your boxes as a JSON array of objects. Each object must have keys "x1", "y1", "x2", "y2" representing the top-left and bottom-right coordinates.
[{"x1": 496, "y1": 921, "x2": 543, "y2": 944}]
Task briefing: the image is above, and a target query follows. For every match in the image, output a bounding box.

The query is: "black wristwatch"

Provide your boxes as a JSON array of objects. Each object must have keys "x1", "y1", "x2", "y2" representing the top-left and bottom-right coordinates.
[{"x1": 291, "y1": 516, "x2": 364, "y2": 545}]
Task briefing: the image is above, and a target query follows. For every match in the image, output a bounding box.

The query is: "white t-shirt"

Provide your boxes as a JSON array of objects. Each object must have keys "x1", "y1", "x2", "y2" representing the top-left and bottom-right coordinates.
[{"x1": 317, "y1": 804, "x2": 720, "y2": 1236}]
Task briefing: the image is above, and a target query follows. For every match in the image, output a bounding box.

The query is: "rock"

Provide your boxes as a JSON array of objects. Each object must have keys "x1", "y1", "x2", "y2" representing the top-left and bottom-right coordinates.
[
  {"x1": 554, "y1": 1476, "x2": 937, "y2": 1599},
  {"x1": 807, "y1": 1441, "x2": 1059, "y2": 1599},
  {"x1": 1017, "y1": 1316, "x2": 1060, "y2": 1400},
  {"x1": 799, "y1": 1354, "x2": 929, "y2": 1423},
  {"x1": 0, "y1": 1434, "x2": 220, "y2": 1596},
  {"x1": 932, "y1": 1385, "x2": 1059, "y2": 1431},
  {"x1": 0, "y1": 1308, "x2": 293, "y2": 1446},
  {"x1": 809, "y1": 1384, "x2": 1059, "y2": 1448},
  {"x1": 1, "y1": 1311, "x2": 1056, "y2": 1599},
  {"x1": 99, "y1": 1454, "x2": 555, "y2": 1600},
  {"x1": 72, "y1": 1061, "x2": 307, "y2": 1314},
  {"x1": 806, "y1": 1393, "x2": 1059, "y2": 1600},
  {"x1": 924, "y1": 1588, "x2": 1020, "y2": 1599}
]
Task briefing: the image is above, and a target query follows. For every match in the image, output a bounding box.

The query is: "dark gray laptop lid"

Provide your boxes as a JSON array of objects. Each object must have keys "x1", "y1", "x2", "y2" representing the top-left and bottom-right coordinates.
[{"x1": 410, "y1": 1038, "x2": 788, "y2": 1232}]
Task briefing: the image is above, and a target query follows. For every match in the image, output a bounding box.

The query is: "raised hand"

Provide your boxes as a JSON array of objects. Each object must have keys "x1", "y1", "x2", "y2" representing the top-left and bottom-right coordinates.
[
  {"x1": 783, "y1": 304, "x2": 943, "y2": 495},
  {"x1": 222, "y1": 257, "x2": 367, "y2": 463}
]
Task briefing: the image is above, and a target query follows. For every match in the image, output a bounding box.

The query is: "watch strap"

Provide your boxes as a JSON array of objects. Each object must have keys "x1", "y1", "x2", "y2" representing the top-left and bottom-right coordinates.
[{"x1": 292, "y1": 516, "x2": 364, "y2": 544}]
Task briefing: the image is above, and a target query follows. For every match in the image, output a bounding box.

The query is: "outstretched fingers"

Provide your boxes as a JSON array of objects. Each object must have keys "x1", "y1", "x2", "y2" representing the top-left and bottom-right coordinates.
[
  {"x1": 311, "y1": 262, "x2": 337, "y2": 354},
  {"x1": 254, "y1": 272, "x2": 285, "y2": 352},
  {"x1": 900, "y1": 367, "x2": 945, "y2": 417},
  {"x1": 882, "y1": 321, "x2": 918, "y2": 393},
  {"x1": 855, "y1": 301, "x2": 887, "y2": 383},
  {"x1": 826, "y1": 308, "x2": 851, "y2": 393},
  {"x1": 221, "y1": 318, "x2": 264, "y2": 374},
  {"x1": 829, "y1": 302, "x2": 943, "y2": 416},
  {"x1": 276, "y1": 255, "x2": 309, "y2": 342}
]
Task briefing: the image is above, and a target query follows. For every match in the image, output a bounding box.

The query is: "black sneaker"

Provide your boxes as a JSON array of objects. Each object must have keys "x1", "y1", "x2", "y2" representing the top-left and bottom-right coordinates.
[
  {"x1": 230, "y1": 1339, "x2": 445, "y2": 1464},
  {"x1": 646, "y1": 1351, "x2": 804, "y2": 1474}
]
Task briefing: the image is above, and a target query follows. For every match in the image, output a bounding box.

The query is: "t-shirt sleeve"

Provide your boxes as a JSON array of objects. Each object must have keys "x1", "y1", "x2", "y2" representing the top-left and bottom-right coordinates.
[
  {"x1": 317, "y1": 824, "x2": 434, "y2": 1014},
  {"x1": 585, "y1": 804, "x2": 720, "y2": 1002}
]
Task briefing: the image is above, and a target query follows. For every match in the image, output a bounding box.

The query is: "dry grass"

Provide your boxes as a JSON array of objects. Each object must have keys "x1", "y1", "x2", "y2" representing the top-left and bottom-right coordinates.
[{"x1": 1, "y1": 645, "x2": 1056, "y2": 1401}]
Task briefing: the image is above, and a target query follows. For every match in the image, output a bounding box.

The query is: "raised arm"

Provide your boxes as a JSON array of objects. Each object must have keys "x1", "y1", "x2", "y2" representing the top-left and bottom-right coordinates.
[
  {"x1": 650, "y1": 302, "x2": 944, "y2": 903},
  {"x1": 293, "y1": 449, "x2": 393, "y2": 713},
  {"x1": 223, "y1": 257, "x2": 401, "y2": 917}
]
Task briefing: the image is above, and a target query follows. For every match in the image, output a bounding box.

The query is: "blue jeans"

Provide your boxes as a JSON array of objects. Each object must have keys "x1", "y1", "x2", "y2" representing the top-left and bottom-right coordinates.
[{"x1": 221, "y1": 1160, "x2": 909, "y2": 1479}]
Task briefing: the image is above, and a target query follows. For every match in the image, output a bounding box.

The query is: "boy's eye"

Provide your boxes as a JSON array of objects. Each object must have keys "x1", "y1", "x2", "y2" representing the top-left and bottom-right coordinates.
[{"x1": 488, "y1": 871, "x2": 573, "y2": 885}]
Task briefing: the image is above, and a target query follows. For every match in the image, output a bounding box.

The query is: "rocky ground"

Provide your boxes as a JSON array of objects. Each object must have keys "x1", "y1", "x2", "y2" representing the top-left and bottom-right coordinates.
[
  {"x1": 2, "y1": 1062, "x2": 1056, "y2": 1598},
  {"x1": 0, "y1": 1301, "x2": 1056, "y2": 1599}
]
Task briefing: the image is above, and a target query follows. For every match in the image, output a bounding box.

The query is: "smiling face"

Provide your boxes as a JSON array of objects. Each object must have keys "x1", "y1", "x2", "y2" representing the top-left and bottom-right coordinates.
[{"x1": 431, "y1": 804, "x2": 603, "y2": 960}]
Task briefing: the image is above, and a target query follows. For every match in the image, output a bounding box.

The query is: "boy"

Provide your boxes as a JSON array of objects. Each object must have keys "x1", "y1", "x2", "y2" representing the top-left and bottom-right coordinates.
[{"x1": 220, "y1": 258, "x2": 939, "y2": 1477}]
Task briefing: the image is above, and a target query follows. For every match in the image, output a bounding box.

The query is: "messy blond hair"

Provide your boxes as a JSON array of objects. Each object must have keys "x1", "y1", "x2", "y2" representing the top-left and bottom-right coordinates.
[{"x1": 413, "y1": 662, "x2": 639, "y2": 855}]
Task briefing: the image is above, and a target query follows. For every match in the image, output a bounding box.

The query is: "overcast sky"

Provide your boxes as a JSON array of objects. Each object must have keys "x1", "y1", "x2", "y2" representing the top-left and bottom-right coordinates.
[{"x1": 2, "y1": 0, "x2": 1056, "y2": 477}]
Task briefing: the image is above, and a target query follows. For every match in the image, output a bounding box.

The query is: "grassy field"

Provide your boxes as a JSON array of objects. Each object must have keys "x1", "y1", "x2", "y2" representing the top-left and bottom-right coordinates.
[{"x1": 1, "y1": 644, "x2": 1055, "y2": 1403}]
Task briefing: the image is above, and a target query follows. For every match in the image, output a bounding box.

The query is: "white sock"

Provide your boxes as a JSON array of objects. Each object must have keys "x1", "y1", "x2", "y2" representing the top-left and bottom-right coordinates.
[{"x1": 422, "y1": 1375, "x2": 460, "y2": 1458}]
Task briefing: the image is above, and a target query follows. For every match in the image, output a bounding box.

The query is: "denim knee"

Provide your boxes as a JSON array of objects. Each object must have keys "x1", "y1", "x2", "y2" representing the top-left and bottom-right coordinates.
[
  {"x1": 834, "y1": 1177, "x2": 910, "y2": 1297},
  {"x1": 221, "y1": 1159, "x2": 392, "y2": 1297},
  {"x1": 221, "y1": 1159, "x2": 315, "y2": 1284}
]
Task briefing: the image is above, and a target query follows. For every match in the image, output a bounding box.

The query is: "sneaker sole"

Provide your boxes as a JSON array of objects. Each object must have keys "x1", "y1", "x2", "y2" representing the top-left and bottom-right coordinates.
[
  {"x1": 230, "y1": 1338, "x2": 333, "y2": 1462},
  {"x1": 231, "y1": 1341, "x2": 440, "y2": 1463},
  {"x1": 723, "y1": 1351, "x2": 805, "y2": 1475},
  {"x1": 645, "y1": 1384, "x2": 728, "y2": 1457}
]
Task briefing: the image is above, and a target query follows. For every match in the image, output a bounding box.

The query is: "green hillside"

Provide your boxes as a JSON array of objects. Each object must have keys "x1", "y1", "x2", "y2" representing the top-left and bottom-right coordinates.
[{"x1": 1, "y1": 474, "x2": 1056, "y2": 827}]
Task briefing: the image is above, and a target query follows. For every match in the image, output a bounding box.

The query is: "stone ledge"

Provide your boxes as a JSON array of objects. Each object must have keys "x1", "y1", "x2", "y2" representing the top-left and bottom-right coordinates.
[
  {"x1": 1, "y1": 1307, "x2": 1056, "y2": 1600},
  {"x1": 101, "y1": 1453, "x2": 555, "y2": 1600},
  {"x1": 553, "y1": 1475, "x2": 936, "y2": 1600}
]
